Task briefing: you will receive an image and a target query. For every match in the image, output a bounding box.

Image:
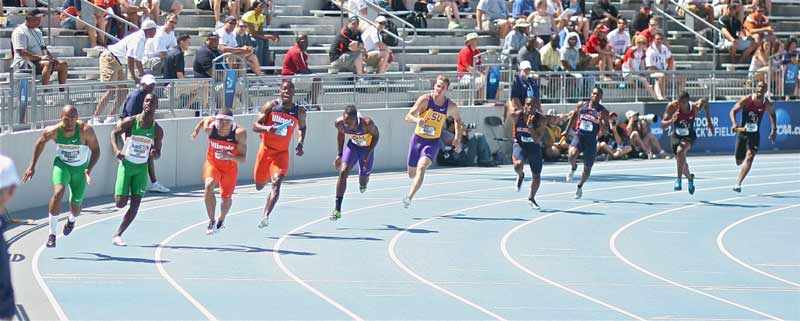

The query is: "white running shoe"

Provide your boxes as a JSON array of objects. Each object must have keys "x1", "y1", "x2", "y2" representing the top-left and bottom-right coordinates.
[
  {"x1": 257, "y1": 216, "x2": 270, "y2": 228},
  {"x1": 402, "y1": 196, "x2": 411, "y2": 209},
  {"x1": 574, "y1": 186, "x2": 583, "y2": 199},
  {"x1": 205, "y1": 221, "x2": 216, "y2": 235},
  {"x1": 566, "y1": 169, "x2": 575, "y2": 182},
  {"x1": 112, "y1": 236, "x2": 127, "y2": 246},
  {"x1": 528, "y1": 198, "x2": 541, "y2": 210},
  {"x1": 149, "y1": 182, "x2": 171, "y2": 193},
  {"x1": 733, "y1": 184, "x2": 742, "y2": 193}
]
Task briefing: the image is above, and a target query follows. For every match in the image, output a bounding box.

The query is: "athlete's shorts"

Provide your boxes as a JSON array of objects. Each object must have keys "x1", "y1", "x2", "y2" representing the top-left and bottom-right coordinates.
[
  {"x1": 408, "y1": 135, "x2": 441, "y2": 167},
  {"x1": 203, "y1": 161, "x2": 238, "y2": 199},
  {"x1": 254, "y1": 145, "x2": 289, "y2": 185},
  {"x1": 342, "y1": 142, "x2": 374, "y2": 177},
  {"x1": 571, "y1": 134, "x2": 598, "y2": 167},
  {"x1": 52, "y1": 161, "x2": 88, "y2": 205},
  {"x1": 512, "y1": 142, "x2": 543, "y2": 175},
  {"x1": 114, "y1": 161, "x2": 149, "y2": 197},
  {"x1": 735, "y1": 132, "x2": 760, "y2": 161},
  {"x1": 671, "y1": 133, "x2": 697, "y2": 154}
]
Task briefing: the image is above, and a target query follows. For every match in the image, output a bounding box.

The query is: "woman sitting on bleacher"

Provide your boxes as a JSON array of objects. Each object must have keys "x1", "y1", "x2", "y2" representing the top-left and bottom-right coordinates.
[{"x1": 241, "y1": 0, "x2": 279, "y2": 73}]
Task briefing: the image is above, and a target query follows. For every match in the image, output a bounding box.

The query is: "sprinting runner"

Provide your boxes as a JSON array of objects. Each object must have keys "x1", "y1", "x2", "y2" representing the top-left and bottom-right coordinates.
[
  {"x1": 110, "y1": 93, "x2": 164, "y2": 246},
  {"x1": 729, "y1": 81, "x2": 776, "y2": 192},
  {"x1": 191, "y1": 108, "x2": 247, "y2": 234},
  {"x1": 252, "y1": 81, "x2": 307, "y2": 228},
  {"x1": 563, "y1": 87, "x2": 610, "y2": 199},
  {"x1": 21, "y1": 105, "x2": 100, "y2": 248},
  {"x1": 661, "y1": 91, "x2": 713, "y2": 195},
  {"x1": 331, "y1": 105, "x2": 380, "y2": 220},
  {"x1": 403, "y1": 75, "x2": 462, "y2": 208},
  {"x1": 511, "y1": 97, "x2": 547, "y2": 209}
]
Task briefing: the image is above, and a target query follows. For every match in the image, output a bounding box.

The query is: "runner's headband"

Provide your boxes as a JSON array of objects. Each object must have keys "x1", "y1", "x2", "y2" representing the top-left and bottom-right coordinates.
[{"x1": 215, "y1": 114, "x2": 234, "y2": 121}]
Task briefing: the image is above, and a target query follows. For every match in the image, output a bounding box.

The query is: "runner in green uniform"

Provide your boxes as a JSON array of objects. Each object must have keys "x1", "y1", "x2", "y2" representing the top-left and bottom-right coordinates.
[
  {"x1": 21, "y1": 105, "x2": 100, "y2": 248},
  {"x1": 110, "y1": 93, "x2": 164, "y2": 246}
]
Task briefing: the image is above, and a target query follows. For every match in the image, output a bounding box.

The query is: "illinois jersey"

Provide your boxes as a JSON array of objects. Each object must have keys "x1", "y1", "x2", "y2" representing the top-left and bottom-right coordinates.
[
  {"x1": 260, "y1": 100, "x2": 301, "y2": 151},
  {"x1": 206, "y1": 124, "x2": 239, "y2": 170}
]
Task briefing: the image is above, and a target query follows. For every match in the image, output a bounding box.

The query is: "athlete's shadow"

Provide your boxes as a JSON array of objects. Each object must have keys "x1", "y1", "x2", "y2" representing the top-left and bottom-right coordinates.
[
  {"x1": 139, "y1": 244, "x2": 315, "y2": 256},
  {"x1": 539, "y1": 209, "x2": 605, "y2": 216},
  {"x1": 591, "y1": 199, "x2": 688, "y2": 206},
  {"x1": 586, "y1": 174, "x2": 674, "y2": 182},
  {"x1": 337, "y1": 225, "x2": 439, "y2": 234},
  {"x1": 53, "y1": 252, "x2": 169, "y2": 264},
  {"x1": 268, "y1": 232, "x2": 383, "y2": 241},
  {"x1": 763, "y1": 194, "x2": 800, "y2": 199},
  {"x1": 699, "y1": 201, "x2": 772, "y2": 208},
  {"x1": 414, "y1": 214, "x2": 528, "y2": 222}
]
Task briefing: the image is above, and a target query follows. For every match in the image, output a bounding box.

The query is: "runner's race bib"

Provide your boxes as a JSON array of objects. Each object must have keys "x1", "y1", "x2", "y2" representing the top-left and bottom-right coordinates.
[
  {"x1": 123, "y1": 135, "x2": 153, "y2": 164},
  {"x1": 520, "y1": 136, "x2": 535, "y2": 143},
  {"x1": 744, "y1": 122, "x2": 758, "y2": 133},
  {"x1": 579, "y1": 120, "x2": 594, "y2": 131},
  {"x1": 57, "y1": 144, "x2": 88, "y2": 166},
  {"x1": 675, "y1": 127, "x2": 690, "y2": 136},
  {"x1": 350, "y1": 136, "x2": 368, "y2": 147},
  {"x1": 422, "y1": 125, "x2": 437, "y2": 136}
]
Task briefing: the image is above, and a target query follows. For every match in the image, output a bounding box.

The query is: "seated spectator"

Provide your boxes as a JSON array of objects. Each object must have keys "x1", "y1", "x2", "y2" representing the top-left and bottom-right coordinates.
[
  {"x1": 540, "y1": 34, "x2": 561, "y2": 70},
  {"x1": 476, "y1": 0, "x2": 513, "y2": 39},
  {"x1": 560, "y1": 0, "x2": 589, "y2": 40},
  {"x1": 164, "y1": 34, "x2": 189, "y2": 79},
  {"x1": 242, "y1": 0, "x2": 278, "y2": 73},
  {"x1": 194, "y1": 32, "x2": 225, "y2": 78},
  {"x1": 195, "y1": 0, "x2": 253, "y2": 28},
  {"x1": 636, "y1": 17, "x2": 659, "y2": 48},
  {"x1": 543, "y1": 108, "x2": 568, "y2": 160},
  {"x1": 560, "y1": 32, "x2": 584, "y2": 71},
  {"x1": 631, "y1": 2, "x2": 652, "y2": 34},
  {"x1": 503, "y1": 19, "x2": 530, "y2": 60},
  {"x1": 621, "y1": 35, "x2": 661, "y2": 99},
  {"x1": 583, "y1": 24, "x2": 614, "y2": 78},
  {"x1": 119, "y1": 0, "x2": 149, "y2": 28},
  {"x1": 528, "y1": 0, "x2": 556, "y2": 45},
  {"x1": 745, "y1": 0, "x2": 770, "y2": 16},
  {"x1": 590, "y1": 0, "x2": 618, "y2": 30},
  {"x1": 330, "y1": 16, "x2": 365, "y2": 75},
  {"x1": 683, "y1": 0, "x2": 715, "y2": 26},
  {"x1": 719, "y1": 2, "x2": 757, "y2": 63},
  {"x1": 12, "y1": 9, "x2": 69, "y2": 87},
  {"x1": 597, "y1": 112, "x2": 632, "y2": 160},
  {"x1": 512, "y1": 0, "x2": 535, "y2": 19},
  {"x1": 607, "y1": 17, "x2": 631, "y2": 56},
  {"x1": 362, "y1": 16, "x2": 394, "y2": 74},
  {"x1": 625, "y1": 110, "x2": 667, "y2": 159},
  {"x1": 141, "y1": 0, "x2": 183, "y2": 22},
  {"x1": 559, "y1": 19, "x2": 583, "y2": 48},
  {"x1": 458, "y1": 32, "x2": 485, "y2": 94},
  {"x1": 437, "y1": 116, "x2": 496, "y2": 167},
  {"x1": 60, "y1": 0, "x2": 98, "y2": 48},
  {"x1": 518, "y1": 36, "x2": 543, "y2": 70},
  {"x1": 430, "y1": 0, "x2": 464, "y2": 29},
  {"x1": 93, "y1": 0, "x2": 117, "y2": 45},
  {"x1": 744, "y1": 5, "x2": 773, "y2": 43},
  {"x1": 645, "y1": 33, "x2": 673, "y2": 100},
  {"x1": 283, "y1": 34, "x2": 321, "y2": 107},
  {"x1": 217, "y1": 16, "x2": 263, "y2": 75},
  {"x1": 143, "y1": 14, "x2": 178, "y2": 76}
]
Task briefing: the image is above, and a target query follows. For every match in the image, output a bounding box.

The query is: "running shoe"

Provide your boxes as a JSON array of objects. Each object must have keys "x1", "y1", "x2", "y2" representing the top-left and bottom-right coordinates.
[
  {"x1": 216, "y1": 220, "x2": 225, "y2": 233},
  {"x1": 515, "y1": 173, "x2": 524, "y2": 191},
  {"x1": 46, "y1": 234, "x2": 56, "y2": 248},
  {"x1": 574, "y1": 186, "x2": 583, "y2": 199},
  {"x1": 528, "y1": 198, "x2": 541, "y2": 210},
  {"x1": 732, "y1": 184, "x2": 742, "y2": 193},
  {"x1": 687, "y1": 174, "x2": 696, "y2": 195},
  {"x1": 206, "y1": 220, "x2": 216, "y2": 235},
  {"x1": 330, "y1": 210, "x2": 341, "y2": 221},
  {"x1": 674, "y1": 178, "x2": 682, "y2": 191},
  {"x1": 112, "y1": 236, "x2": 127, "y2": 246},
  {"x1": 566, "y1": 169, "x2": 575, "y2": 182},
  {"x1": 360, "y1": 185, "x2": 367, "y2": 193},
  {"x1": 402, "y1": 196, "x2": 412, "y2": 209},
  {"x1": 149, "y1": 182, "x2": 171, "y2": 193},
  {"x1": 257, "y1": 216, "x2": 270, "y2": 228},
  {"x1": 63, "y1": 219, "x2": 75, "y2": 236}
]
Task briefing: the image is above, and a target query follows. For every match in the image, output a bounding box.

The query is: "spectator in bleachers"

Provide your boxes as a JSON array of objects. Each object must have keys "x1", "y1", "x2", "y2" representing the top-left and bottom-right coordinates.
[
  {"x1": 543, "y1": 108, "x2": 568, "y2": 160},
  {"x1": 558, "y1": 19, "x2": 583, "y2": 48},
  {"x1": 121, "y1": 74, "x2": 156, "y2": 118},
  {"x1": 12, "y1": 9, "x2": 69, "y2": 87},
  {"x1": 142, "y1": 0, "x2": 183, "y2": 22},
  {"x1": 475, "y1": 0, "x2": 513, "y2": 40},
  {"x1": 458, "y1": 32, "x2": 485, "y2": 91},
  {"x1": 518, "y1": 36, "x2": 543, "y2": 70},
  {"x1": 242, "y1": 0, "x2": 279, "y2": 73},
  {"x1": 142, "y1": 13, "x2": 178, "y2": 76},
  {"x1": 749, "y1": 39, "x2": 772, "y2": 83},
  {"x1": 621, "y1": 35, "x2": 661, "y2": 99},
  {"x1": 216, "y1": 16, "x2": 263, "y2": 75},
  {"x1": 540, "y1": 34, "x2": 561, "y2": 70},
  {"x1": 330, "y1": 16, "x2": 365, "y2": 75},
  {"x1": 437, "y1": 115, "x2": 496, "y2": 167},
  {"x1": 164, "y1": 34, "x2": 189, "y2": 80},
  {"x1": 720, "y1": 2, "x2": 757, "y2": 63},
  {"x1": 583, "y1": 24, "x2": 614, "y2": 79},
  {"x1": 362, "y1": 15, "x2": 394, "y2": 74},
  {"x1": 93, "y1": 19, "x2": 157, "y2": 124},
  {"x1": 430, "y1": 0, "x2": 465, "y2": 29},
  {"x1": 746, "y1": 0, "x2": 770, "y2": 16},
  {"x1": 509, "y1": 60, "x2": 539, "y2": 120},
  {"x1": 607, "y1": 17, "x2": 631, "y2": 56},
  {"x1": 744, "y1": 5, "x2": 773, "y2": 43},
  {"x1": 636, "y1": 17, "x2": 659, "y2": 46},
  {"x1": 560, "y1": 32, "x2": 584, "y2": 71},
  {"x1": 503, "y1": 19, "x2": 530, "y2": 60},
  {"x1": 646, "y1": 33, "x2": 673, "y2": 102},
  {"x1": 590, "y1": 0, "x2": 618, "y2": 29},
  {"x1": 92, "y1": 0, "x2": 114, "y2": 46},
  {"x1": 512, "y1": 0, "x2": 535, "y2": 19},
  {"x1": 632, "y1": 2, "x2": 652, "y2": 34},
  {"x1": 559, "y1": 0, "x2": 589, "y2": 40},
  {"x1": 195, "y1": 0, "x2": 252, "y2": 28},
  {"x1": 194, "y1": 32, "x2": 224, "y2": 78},
  {"x1": 528, "y1": 0, "x2": 556, "y2": 45},
  {"x1": 780, "y1": 38, "x2": 798, "y2": 98},
  {"x1": 283, "y1": 34, "x2": 321, "y2": 107},
  {"x1": 119, "y1": 0, "x2": 150, "y2": 28},
  {"x1": 683, "y1": 0, "x2": 716, "y2": 26},
  {"x1": 60, "y1": 0, "x2": 99, "y2": 48}
]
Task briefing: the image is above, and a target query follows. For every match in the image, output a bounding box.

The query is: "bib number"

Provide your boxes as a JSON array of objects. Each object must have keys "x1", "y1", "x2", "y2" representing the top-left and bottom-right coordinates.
[
  {"x1": 579, "y1": 120, "x2": 594, "y2": 131},
  {"x1": 123, "y1": 135, "x2": 153, "y2": 164},
  {"x1": 214, "y1": 151, "x2": 225, "y2": 160},
  {"x1": 744, "y1": 122, "x2": 758, "y2": 133},
  {"x1": 57, "y1": 144, "x2": 84, "y2": 165},
  {"x1": 675, "y1": 127, "x2": 690, "y2": 136},
  {"x1": 520, "y1": 136, "x2": 535, "y2": 143},
  {"x1": 422, "y1": 125, "x2": 436, "y2": 136},
  {"x1": 351, "y1": 137, "x2": 368, "y2": 147}
]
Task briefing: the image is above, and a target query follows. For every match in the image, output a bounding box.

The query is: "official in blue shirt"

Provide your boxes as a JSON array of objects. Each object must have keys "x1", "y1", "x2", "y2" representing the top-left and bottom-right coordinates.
[
  {"x1": 121, "y1": 74, "x2": 157, "y2": 118},
  {"x1": 510, "y1": 60, "x2": 540, "y2": 115}
]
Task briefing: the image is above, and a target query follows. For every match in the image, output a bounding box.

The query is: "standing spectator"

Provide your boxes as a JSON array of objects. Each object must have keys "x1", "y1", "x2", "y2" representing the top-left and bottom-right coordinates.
[
  {"x1": 518, "y1": 36, "x2": 543, "y2": 71},
  {"x1": 362, "y1": 16, "x2": 393, "y2": 74},
  {"x1": 528, "y1": 0, "x2": 556, "y2": 44},
  {"x1": 621, "y1": 35, "x2": 660, "y2": 99},
  {"x1": 60, "y1": 0, "x2": 98, "y2": 48},
  {"x1": 93, "y1": 20, "x2": 158, "y2": 124},
  {"x1": 0, "y1": 155, "x2": 19, "y2": 321},
  {"x1": 330, "y1": 16, "x2": 365, "y2": 75},
  {"x1": 540, "y1": 34, "x2": 562, "y2": 70},
  {"x1": 194, "y1": 32, "x2": 224, "y2": 78},
  {"x1": 503, "y1": 19, "x2": 530, "y2": 60},
  {"x1": 636, "y1": 17, "x2": 659, "y2": 46},
  {"x1": 12, "y1": 9, "x2": 69, "y2": 87},
  {"x1": 242, "y1": 0, "x2": 279, "y2": 73},
  {"x1": 476, "y1": 0, "x2": 513, "y2": 39},
  {"x1": 164, "y1": 34, "x2": 189, "y2": 80},
  {"x1": 749, "y1": 39, "x2": 772, "y2": 83},
  {"x1": 780, "y1": 38, "x2": 798, "y2": 98},
  {"x1": 646, "y1": 33, "x2": 673, "y2": 100},
  {"x1": 583, "y1": 25, "x2": 614, "y2": 79},
  {"x1": 458, "y1": 32, "x2": 485, "y2": 93},
  {"x1": 719, "y1": 2, "x2": 757, "y2": 63},
  {"x1": 512, "y1": 0, "x2": 535, "y2": 19},
  {"x1": 632, "y1": 2, "x2": 652, "y2": 34},
  {"x1": 217, "y1": 16, "x2": 262, "y2": 75},
  {"x1": 143, "y1": 13, "x2": 178, "y2": 76},
  {"x1": 282, "y1": 33, "x2": 321, "y2": 107},
  {"x1": 744, "y1": 5, "x2": 773, "y2": 43},
  {"x1": 607, "y1": 17, "x2": 631, "y2": 56},
  {"x1": 590, "y1": 0, "x2": 618, "y2": 29},
  {"x1": 560, "y1": 32, "x2": 583, "y2": 71}
]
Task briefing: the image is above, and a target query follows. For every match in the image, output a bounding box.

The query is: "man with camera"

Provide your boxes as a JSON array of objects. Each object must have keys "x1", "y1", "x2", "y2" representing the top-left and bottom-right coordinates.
[
  {"x1": 12, "y1": 9, "x2": 69, "y2": 87},
  {"x1": 597, "y1": 112, "x2": 633, "y2": 160},
  {"x1": 625, "y1": 110, "x2": 668, "y2": 159},
  {"x1": 437, "y1": 116, "x2": 496, "y2": 167}
]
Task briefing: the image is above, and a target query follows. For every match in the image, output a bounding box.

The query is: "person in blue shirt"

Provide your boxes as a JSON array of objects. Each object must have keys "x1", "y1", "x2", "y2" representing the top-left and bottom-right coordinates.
[
  {"x1": 509, "y1": 60, "x2": 539, "y2": 120},
  {"x1": 511, "y1": 0, "x2": 534, "y2": 19}
]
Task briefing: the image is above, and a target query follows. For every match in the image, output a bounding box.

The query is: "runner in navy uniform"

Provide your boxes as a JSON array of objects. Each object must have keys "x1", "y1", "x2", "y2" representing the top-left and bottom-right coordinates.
[
  {"x1": 729, "y1": 81, "x2": 776, "y2": 192},
  {"x1": 661, "y1": 92, "x2": 713, "y2": 195},
  {"x1": 563, "y1": 87, "x2": 610, "y2": 199},
  {"x1": 511, "y1": 97, "x2": 547, "y2": 209}
]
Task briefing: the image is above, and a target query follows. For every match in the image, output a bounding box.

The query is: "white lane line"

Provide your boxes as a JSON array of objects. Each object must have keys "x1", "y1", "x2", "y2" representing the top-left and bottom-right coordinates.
[
  {"x1": 610, "y1": 187, "x2": 800, "y2": 321},
  {"x1": 31, "y1": 198, "x2": 199, "y2": 321},
  {"x1": 717, "y1": 203, "x2": 800, "y2": 288}
]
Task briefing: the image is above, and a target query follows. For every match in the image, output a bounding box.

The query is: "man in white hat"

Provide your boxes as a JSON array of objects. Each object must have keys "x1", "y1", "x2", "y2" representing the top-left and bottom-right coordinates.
[
  {"x1": 502, "y1": 18, "x2": 530, "y2": 59},
  {"x1": 457, "y1": 33, "x2": 486, "y2": 95},
  {"x1": 362, "y1": 15, "x2": 393, "y2": 74},
  {"x1": 0, "y1": 154, "x2": 19, "y2": 319},
  {"x1": 93, "y1": 19, "x2": 159, "y2": 124}
]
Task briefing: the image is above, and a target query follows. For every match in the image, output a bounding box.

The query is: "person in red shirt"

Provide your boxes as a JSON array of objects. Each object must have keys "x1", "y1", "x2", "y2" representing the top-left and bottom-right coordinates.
[
  {"x1": 457, "y1": 32, "x2": 485, "y2": 98},
  {"x1": 636, "y1": 17, "x2": 659, "y2": 47},
  {"x1": 191, "y1": 108, "x2": 247, "y2": 235},
  {"x1": 282, "y1": 33, "x2": 320, "y2": 107},
  {"x1": 93, "y1": 0, "x2": 118, "y2": 45},
  {"x1": 583, "y1": 25, "x2": 614, "y2": 79},
  {"x1": 252, "y1": 81, "x2": 307, "y2": 228}
]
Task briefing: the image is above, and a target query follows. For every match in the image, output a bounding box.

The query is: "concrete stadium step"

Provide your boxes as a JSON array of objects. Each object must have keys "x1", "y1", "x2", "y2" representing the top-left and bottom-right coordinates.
[
  {"x1": 274, "y1": 52, "x2": 461, "y2": 67},
  {"x1": 675, "y1": 61, "x2": 715, "y2": 70},
  {"x1": 271, "y1": 34, "x2": 499, "y2": 48}
]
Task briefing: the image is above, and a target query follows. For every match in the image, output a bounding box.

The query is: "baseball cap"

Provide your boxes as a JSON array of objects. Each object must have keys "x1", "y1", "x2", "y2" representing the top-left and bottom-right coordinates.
[
  {"x1": 26, "y1": 8, "x2": 45, "y2": 18},
  {"x1": 206, "y1": 31, "x2": 220, "y2": 39},
  {"x1": 625, "y1": 110, "x2": 638, "y2": 119},
  {"x1": 140, "y1": 74, "x2": 156, "y2": 86},
  {"x1": 225, "y1": 16, "x2": 237, "y2": 24},
  {"x1": 0, "y1": 155, "x2": 19, "y2": 190},
  {"x1": 348, "y1": 16, "x2": 360, "y2": 24},
  {"x1": 519, "y1": 60, "x2": 532, "y2": 71},
  {"x1": 375, "y1": 16, "x2": 387, "y2": 23},
  {"x1": 141, "y1": 19, "x2": 158, "y2": 30}
]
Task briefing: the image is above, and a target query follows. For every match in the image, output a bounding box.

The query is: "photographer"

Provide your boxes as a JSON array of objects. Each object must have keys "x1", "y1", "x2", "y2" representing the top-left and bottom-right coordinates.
[
  {"x1": 597, "y1": 112, "x2": 632, "y2": 160},
  {"x1": 624, "y1": 110, "x2": 668, "y2": 159},
  {"x1": 543, "y1": 108, "x2": 569, "y2": 161},
  {"x1": 437, "y1": 116, "x2": 497, "y2": 167},
  {"x1": 12, "y1": 9, "x2": 69, "y2": 87}
]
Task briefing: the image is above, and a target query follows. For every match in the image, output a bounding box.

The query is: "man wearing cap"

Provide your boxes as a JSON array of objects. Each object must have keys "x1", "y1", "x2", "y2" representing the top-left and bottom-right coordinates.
[
  {"x1": 509, "y1": 60, "x2": 540, "y2": 119},
  {"x1": 583, "y1": 24, "x2": 615, "y2": 79},
  {"x1": 216, "y1": 16, "x2": 263, "y2": 76},
  {"x1": 330, "y1": 16, "x2": 365, "y2": 75},
  {"x1": 21, "y1": 105, "x2": 101, "y2": 248},
  {"x1": 0, "y1": 155, "x2": 19, "y2": 320},
  {"x1": 194, "y1": 32, "x2": 225, "y2": 79},
  {"x1": 457, "y1": 33, "x2": 485, "y2": 94},
  {"x1": 476, "y1": 0, "x2": 513, "y2": 39},
  {"x1": 502, "y1": 19, "x2": 530, "y2": 60},
  {"x1": 362, "y1": 16, "x2": 393, "y2": 74},
  {"x1": 12, "y1": 9, "x2": 69, "y2": 87},
  {"x1": 93, "y1": 19, "x2": 158, "y2": 124},
  {"x1": 121, "y1": 74, "x2": 170, "y2": 193}
]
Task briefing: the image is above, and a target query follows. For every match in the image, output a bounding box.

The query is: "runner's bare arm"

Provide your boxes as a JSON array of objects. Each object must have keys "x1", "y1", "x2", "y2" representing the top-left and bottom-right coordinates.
[
  {"x1": 364, "y1": 117, "x2": 380, "y2": 157},
  {"x1": 82, "y1": 123, "x2": 101, "y2": 176},
  {"x1": 252, "y1": 101, "x2": 276, "y2": 133},
  {"x1": 701, "y1": 98, "x2": 714, "y2": 133},
  {"x1": 661, "y1": 102, "x2": 678, "y2": 127},
  {"x1": 231, "y1": 127, "x2": 247, "y2": 163},
  {"x1": 295, "y1": 108, "x2": 307, "y2": 157},
  {"x1": 191, "y1": 117, "x2": 214, "y2": 140},
  {"x1": 405, "y1": 94, "x2": 429, "y2": 125},
  {"x1": 111, "y1": 117, "x2": 136, "y2": 160},
  {"x1": 334, "y1": 117, "x2": 345, "y2": 156},
  {"x1": 449, "y1": 101, "x2": 463, "y2": 149},
  {"x1": 21, "y1": 125, "x2": 58, "y2": 182},
  {"x1": 730, "y1": 95, "x2": 747, "y2": 128},
  {"x1": 562, "y1": 103, "x2": 582, "y2": 137},
  {"x1": 152, "y1": 124, "x2": 164, "y2": 160}
]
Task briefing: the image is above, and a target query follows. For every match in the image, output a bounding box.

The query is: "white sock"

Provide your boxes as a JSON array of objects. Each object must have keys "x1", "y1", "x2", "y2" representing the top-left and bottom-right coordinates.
[
  {"x1": 68, "y1": 214, "x2": 76, "y2": 222},
  {"x1": 49, "y1": 214, "x2": 58, "y2": 235}
]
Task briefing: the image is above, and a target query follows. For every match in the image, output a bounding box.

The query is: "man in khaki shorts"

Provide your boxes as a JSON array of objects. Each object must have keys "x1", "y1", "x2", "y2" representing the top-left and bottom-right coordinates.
[
  {"x1": 476, "y1": 0, "x2": 513, "y2": 39},
  {"x1": 363, "y1": 16, "x2": 393, "y2": 74}
]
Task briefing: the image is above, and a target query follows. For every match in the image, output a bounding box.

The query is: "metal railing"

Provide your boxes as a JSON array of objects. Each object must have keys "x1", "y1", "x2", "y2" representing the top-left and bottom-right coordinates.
[{"x1": 653, "y1": 1, "x2": 722, "y2": 70}]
